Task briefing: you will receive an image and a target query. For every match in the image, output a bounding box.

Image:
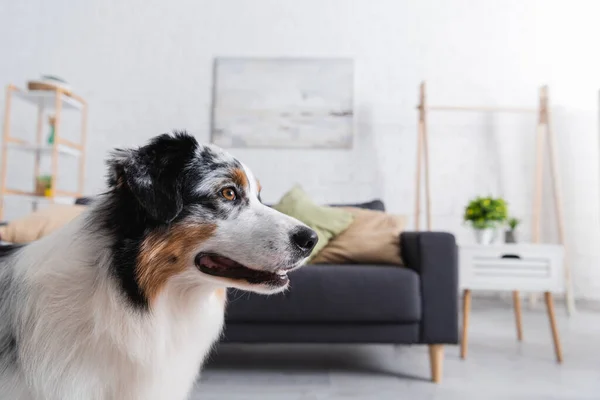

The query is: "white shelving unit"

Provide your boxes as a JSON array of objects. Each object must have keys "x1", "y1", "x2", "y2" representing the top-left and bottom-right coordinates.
[{"x1": 0, "y1": 84, "x2": 88, "y2": 219}]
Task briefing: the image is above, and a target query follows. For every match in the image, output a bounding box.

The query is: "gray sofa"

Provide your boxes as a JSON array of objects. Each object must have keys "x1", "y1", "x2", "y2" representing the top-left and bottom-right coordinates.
[
  {"x1": 221, "y1": 200, "x2": 459, "y2": 383},
  {"x1": 74, "y1": 197, "x2": 458, "y2": 382}
]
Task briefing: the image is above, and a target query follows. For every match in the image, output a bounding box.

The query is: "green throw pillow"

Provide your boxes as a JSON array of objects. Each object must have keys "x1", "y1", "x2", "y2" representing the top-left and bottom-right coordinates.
[{"x1": 273, "y1": 185, "x2": 354, "y2": 261}]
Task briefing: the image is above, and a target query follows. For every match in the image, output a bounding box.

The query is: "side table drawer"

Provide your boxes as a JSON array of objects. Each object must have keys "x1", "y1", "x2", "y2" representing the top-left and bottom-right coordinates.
[{"x1": 459, "y1": 245, "x2": 565, "y2": 292}]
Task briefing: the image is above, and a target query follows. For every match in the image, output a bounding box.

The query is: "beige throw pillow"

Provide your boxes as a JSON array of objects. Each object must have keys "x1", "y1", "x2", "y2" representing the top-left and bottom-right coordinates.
[
  {"x1": 0, "y1": 204, "x2": 86, "y2": 243},
  {"x1": 312, "y1": 207, "x2": 406, "y2": 265},
  {"x1": 273, "y1": 185, "x2": 354, "y2": 261}
]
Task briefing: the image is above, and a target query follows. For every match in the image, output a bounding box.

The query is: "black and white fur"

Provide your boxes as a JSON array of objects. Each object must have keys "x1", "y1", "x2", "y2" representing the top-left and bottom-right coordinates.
[{"x1": 0, "y1": 132, "x2": 317, "y2": 400}]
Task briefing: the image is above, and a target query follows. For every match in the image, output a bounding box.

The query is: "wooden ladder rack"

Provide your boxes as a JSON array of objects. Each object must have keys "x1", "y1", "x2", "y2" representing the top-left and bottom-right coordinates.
[{"x1": 414, "y1": 81, "x2": 574, "y2": 315}]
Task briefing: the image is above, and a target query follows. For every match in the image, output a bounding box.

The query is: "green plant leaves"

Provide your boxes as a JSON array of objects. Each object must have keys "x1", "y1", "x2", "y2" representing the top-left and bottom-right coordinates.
[
  {"x1": 508, "y1": 217, "x2": 520, "y2": 230},
  {"x1": 463, "y1": 196, "x2": 508, "y2": 229}
]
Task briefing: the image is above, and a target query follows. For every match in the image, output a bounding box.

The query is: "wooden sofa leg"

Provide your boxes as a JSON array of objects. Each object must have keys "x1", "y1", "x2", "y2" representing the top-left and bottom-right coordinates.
[{"x1": 428, "y1": 344, "x2": 444, "y2": 383}]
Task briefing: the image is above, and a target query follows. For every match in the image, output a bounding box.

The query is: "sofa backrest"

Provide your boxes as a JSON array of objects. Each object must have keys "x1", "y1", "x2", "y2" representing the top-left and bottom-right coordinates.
[
  {"x1": 76, "y1": 197, "x2": 386, "y2": 212},
  {"x1": 329, "y1": 200, "x2": 385, "y2": 211}
]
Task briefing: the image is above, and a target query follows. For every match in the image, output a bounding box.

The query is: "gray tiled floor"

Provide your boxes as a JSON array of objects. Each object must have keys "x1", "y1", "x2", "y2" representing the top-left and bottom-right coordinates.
[{"x1": 193, "y1": 302, "x2": 600, "y2": 399}]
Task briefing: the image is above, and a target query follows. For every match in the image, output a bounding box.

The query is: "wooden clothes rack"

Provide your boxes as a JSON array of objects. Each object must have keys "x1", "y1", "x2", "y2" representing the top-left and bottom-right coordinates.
[{"x1": 414, "y1": 81, "x2": 575, "y2": 316}]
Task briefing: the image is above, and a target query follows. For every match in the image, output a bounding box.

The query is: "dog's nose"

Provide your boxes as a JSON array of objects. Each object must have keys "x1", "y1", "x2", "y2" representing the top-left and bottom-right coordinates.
[{"x1": 290, "y1": 227, "x2": 318, "y2": 256}]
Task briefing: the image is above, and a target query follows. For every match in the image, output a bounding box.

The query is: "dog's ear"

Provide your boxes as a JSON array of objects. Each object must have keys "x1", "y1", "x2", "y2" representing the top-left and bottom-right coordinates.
[{"x1": 108, "y1": 133, "x2": 198, "y2": 223}]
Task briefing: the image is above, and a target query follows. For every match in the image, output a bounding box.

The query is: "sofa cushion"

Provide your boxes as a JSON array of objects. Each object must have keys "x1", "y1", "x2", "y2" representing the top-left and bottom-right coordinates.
[
  {"x1": 312, "y1": 207, "x2": 406, "y2": 265},
  {"x1": 225, "y1": 264, "x2": 421, "y2": 324},
  {"x1": 273, "y1": 186, "x2": 354, "y2": 261},
  {"x1": 0, "y1": 204, "x2": 85, "y2": 243}
]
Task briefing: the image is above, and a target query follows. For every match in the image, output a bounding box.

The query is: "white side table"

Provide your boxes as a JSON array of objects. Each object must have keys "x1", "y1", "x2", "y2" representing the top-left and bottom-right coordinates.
[{"x1": 459, "y1": 243, "x2": 564, "y2": 363}]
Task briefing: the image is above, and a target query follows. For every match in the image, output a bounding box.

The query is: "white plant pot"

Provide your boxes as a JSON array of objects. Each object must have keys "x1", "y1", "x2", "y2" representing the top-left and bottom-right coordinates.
[{"x1": 474, "y1": 228, "x2": 497, "y2": 245}]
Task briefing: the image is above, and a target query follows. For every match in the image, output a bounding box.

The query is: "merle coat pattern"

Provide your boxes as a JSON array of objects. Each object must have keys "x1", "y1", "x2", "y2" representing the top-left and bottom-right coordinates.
[{"x1": 0, "y1": 132, "x2": 317, "y2": 400}]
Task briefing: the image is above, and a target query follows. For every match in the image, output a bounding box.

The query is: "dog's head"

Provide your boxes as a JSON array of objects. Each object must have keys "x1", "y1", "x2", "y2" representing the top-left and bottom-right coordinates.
[{"x1": 101, "y1": 132, "x2": 317, "y2": 307}]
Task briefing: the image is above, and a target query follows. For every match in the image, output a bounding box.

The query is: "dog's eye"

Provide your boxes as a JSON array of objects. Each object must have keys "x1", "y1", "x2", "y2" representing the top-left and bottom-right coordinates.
[{"x1": 221, "y1": 187, "x2": 237, "y2": 201}]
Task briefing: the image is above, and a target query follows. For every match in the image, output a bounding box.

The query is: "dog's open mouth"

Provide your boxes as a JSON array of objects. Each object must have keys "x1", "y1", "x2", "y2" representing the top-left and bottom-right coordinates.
[{"x1": 194, "y1": 253, "x2": 289, "y2": 287}]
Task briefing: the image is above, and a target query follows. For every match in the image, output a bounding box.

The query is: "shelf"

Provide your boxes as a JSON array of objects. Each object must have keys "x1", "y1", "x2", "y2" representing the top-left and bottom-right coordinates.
[
  {"x1": 13, "y1": 90, "x2": 83, "y2": 111},
  {"x1": 0, "y1": 83, "x2": 88, "y2": 221},
  {"x1": 7, "y1": 142, "x2": 80, "y2": 157},
  {"x1": 3, "y1": 194, "x2": 75, "y2": 205}
]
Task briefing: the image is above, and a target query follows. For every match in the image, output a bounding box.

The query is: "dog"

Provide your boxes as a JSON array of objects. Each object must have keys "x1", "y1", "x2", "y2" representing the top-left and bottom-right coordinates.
[{"x1": 0, "y1": 132, "x2": 317, "y2": 400}]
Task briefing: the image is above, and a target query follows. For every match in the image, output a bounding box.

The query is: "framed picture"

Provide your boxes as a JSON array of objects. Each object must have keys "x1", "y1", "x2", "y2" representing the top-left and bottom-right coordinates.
[{"x1": 211, "y1": 57, "x2": 354, "y2": 149}]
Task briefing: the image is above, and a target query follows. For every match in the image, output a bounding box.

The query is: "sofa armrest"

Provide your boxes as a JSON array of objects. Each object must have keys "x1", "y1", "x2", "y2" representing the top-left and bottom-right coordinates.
[{"x1": 401, "y1": 232, "x2": 458, "y2": 344}]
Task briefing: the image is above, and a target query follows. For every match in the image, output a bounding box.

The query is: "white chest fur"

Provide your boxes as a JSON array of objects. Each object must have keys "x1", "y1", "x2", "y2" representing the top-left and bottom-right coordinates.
[
  {"x1": 122, "y1": 288, "x2": 226, "y2": 400},
  {"x1": 5, "y1": 218, "x2": 227, "y2": 400},
  {"x1": 15, "y1": 260, "x2": 226, "y2": 400}
]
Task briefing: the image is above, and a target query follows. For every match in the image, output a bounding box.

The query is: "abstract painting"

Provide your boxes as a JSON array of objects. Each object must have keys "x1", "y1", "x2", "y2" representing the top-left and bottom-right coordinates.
[{"x1": 211, "y1": 58, "x2": 354, "y2": 148}]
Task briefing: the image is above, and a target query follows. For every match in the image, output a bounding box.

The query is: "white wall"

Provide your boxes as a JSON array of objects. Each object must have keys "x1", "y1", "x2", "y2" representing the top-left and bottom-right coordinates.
[{"x1": 1, "y1": 0, "x2": 599, "y2": 300}]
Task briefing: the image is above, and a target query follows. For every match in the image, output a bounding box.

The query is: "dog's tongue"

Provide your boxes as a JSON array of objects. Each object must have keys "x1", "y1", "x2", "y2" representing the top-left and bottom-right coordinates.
[
  {"x1": 195, "y1": 253, "x2": 288, "y2": 285},
  {"x1": 212, "y1": 255, "x2": 239, "y2": 267},
  {"x1": 201, "y1": 254, "x2": 240, "y2": 269}
]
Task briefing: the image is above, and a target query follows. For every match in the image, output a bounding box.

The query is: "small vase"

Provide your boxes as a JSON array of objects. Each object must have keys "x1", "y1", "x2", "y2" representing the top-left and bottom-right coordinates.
[
  {"x1": 505, "y1": 230, "x2": 516, "y2": 243},
  {"x1": 474, "y1": 228, "x2": 497, "y2": 245}
]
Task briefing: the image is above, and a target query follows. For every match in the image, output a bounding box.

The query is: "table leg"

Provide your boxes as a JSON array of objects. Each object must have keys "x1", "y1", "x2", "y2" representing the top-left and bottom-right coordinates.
[
  {"x1": 513, "y1": 291, "x2": 523, "y2": 341},
  {"x1": 460, "y1": 289, "x2": 471, "y2": 359},
  {"x1": 544, "y1": 292, "x2": 563, "y2": 363}
]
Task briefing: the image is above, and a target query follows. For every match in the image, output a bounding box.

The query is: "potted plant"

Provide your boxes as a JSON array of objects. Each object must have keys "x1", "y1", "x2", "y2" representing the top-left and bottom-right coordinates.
[
  {"x1": 505, "y1": 217, "x2": 520, "y2": 243},
  {"x1": 463, "y1": 196, "x2": 508, "y2": 244}
]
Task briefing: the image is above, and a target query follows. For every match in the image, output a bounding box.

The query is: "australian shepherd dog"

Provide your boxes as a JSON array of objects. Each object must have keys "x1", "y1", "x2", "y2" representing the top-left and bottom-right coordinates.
[{"x1": 0, "y1": 132, "x2": 317, "y2": 399}]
